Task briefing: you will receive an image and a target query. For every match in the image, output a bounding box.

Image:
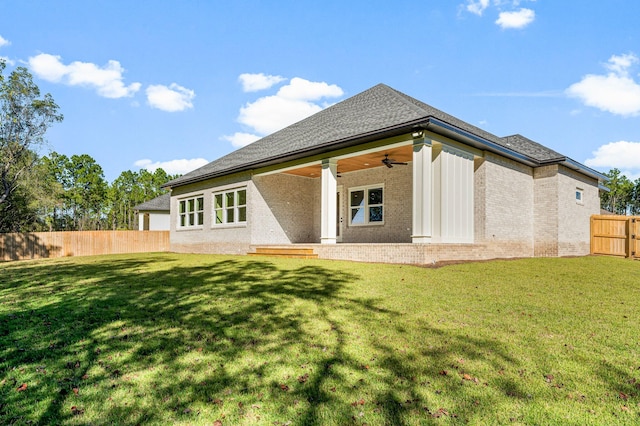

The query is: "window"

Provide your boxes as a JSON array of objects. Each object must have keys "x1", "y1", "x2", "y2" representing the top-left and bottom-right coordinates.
[
  {"x1": 213, "y1": 187, "x2": 247, "y2": 225},
  {"x1": 178, "y1": 195, "x2": 204, "y2": 228},
  {"x1": 576, "y1": 188, "x2": 584, "y2": 205},
  {"x1": 349, "y1": 184, "x2": 384, "y2": 226}
]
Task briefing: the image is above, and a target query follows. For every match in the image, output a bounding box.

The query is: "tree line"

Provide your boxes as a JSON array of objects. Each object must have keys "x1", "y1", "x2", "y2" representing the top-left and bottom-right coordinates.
[
  {"x1": 2, "y1": 150, "x2": 178, "y2": 232},
  {"x1": 600, "y1": 168, "x2": 640, "y2": 215},
  {"x1": 0, "y1": 59, "x2": 178, "y2": 233}
]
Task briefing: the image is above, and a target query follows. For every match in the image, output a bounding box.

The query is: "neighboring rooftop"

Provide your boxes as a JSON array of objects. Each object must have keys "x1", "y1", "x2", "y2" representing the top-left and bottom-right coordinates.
[
  {"x1": 133, "y1": 193, "x2": 171, "y2": 212},
  {"x1": 165, "y1": 84, "x2": 599, "y2": 188}
]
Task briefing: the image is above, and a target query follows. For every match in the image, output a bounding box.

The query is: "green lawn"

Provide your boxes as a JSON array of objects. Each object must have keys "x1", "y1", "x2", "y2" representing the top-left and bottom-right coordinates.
[{"x1": 1, "y1": 253, "x2": 639, "y2": 425}]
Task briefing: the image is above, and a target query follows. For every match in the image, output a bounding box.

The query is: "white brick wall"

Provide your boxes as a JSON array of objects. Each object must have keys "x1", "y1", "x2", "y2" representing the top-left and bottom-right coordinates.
[
  {"x1": 557, "y1": 166, "x2": 599, "y2": 256},
  {"x1": 475, "y1": 153, "x2": 535, "y2": 257},
  {"x1": 169, "y1": 173, "x2": 253, "y2": 254},
  {"x1": 169, "y1": 146, "x2": 600, "y2": 261},
  {"x1": 337, "y1": 165, "x2": 413, "y2": 243},
  {"x1": 533, "y1": 165, "x2": 559, "y2": 257},
  {"x1": 532, "y1": 165, "x2": 600, "y2": 257},
  {"x1": 251, "y1": 174, "x2": 317, "y2": 244}
]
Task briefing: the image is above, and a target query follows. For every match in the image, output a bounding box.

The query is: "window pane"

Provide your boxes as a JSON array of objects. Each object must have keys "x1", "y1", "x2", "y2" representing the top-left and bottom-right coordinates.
[
  {"x1": 226, "y1": 208, "x2": 234, "y2": 223},
  {"x1": 196, "y1": 197, "x2": 204, "y2": 211},
  {"x1": 189, "y1": 213, "x2": 195, "y2": 226},
  {"x1": 350, "y1": 190, "x2": 364, "y2": 207},
  {"x1": 215, "y1": 194, "x2": 223, "y2": 209},
  {"x1": 197, "y1": 212, "x2": 204, "y2": 225},
  {"x1": 351, "y1": 207, "x2": 364, "y2": 224},
  {"x1": 369, "y1": 188, "x2": 383, "y2": 205},
  {"x1": 238, "y1": 206, "x2": 247, "y2": 222},
  {"x1": 188, "y1": 199, "x2": 195, "y2": 212},
  {"x1": 226, "y1": 192, "x2": 235, "y2": 207},
  {"x1": 179, "y1": 200, "x2": 185, "y2": 214},
  {"x1": 237, "y1": 189, "x2": 246, "y2": 205},
  {"x1": 369, "y1": 206, "x2": 383, "y2": 222},
  {"x1": 180, "y1": 215, "x2": 186, "y2": 227},
  {"x1": 215, "y1": 209, "x2": 223, "y2": 224}
]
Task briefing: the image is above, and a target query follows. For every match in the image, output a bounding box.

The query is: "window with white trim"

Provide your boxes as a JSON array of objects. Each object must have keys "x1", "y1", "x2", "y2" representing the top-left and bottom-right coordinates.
[
  {"x1": 178, "y1": 195, "x2": 204, "y2": 228},
  {"x1": 349, "y1": 184, "x2": 384, "y2": 226},
  {"x1": 576, "y1": 187, "x2": 584, "y2": 205},
  {"x1": 213, "y1": 187, "x2": 247, "y2": 225}
]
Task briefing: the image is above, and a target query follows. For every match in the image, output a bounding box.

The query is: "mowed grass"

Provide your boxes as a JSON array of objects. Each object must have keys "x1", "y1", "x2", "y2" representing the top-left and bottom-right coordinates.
[{"x1": 0, "y1": 254, "x2": 639, "y2": 425}]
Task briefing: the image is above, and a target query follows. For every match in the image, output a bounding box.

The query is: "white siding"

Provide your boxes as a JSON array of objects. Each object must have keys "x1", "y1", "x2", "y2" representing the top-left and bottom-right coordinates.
[
  {"x1": 434, "y1": 144, "x2": 474, "y2": 243},
  {"x1": 149, "y1": 213, "x2": 170, "y2": 231}
]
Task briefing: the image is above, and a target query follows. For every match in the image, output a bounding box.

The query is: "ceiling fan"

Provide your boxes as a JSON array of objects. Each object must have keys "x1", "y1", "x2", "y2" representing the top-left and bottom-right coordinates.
[{"x1": 381, "y1": 154, "x2": 408, "y2": 168}]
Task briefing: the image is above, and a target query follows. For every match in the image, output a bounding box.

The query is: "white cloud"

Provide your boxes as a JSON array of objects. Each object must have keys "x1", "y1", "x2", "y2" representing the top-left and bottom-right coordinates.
[
  {"x1": 277, "y1": 77, "x2": 344, "y2": 101},
  {"x1": 566, "y1": 53, "x2": 640, "y2": 116},
  {"x1": 146, "y1": 83, "x2": 195, "y2": 112},
  {"x1": 465, "y1": 0, "x2": 490, "y2": 16},
  {"x1": 0, "y1": 35, "x2": 10, "y2": 48},
  {"x1": 228, "y1": 76, "x2": 343, "y2": 142},
  {"x1": 461, "y1": 1, "x2": 537, "y2": 25},
  {"x1": 134, "y1": 158, "x2": 209, "y2": 175},
  {"x1": 605, "y1": 53, "x2": 638, "y2": 76},
  {"x1": 585, "y1": 140, "x2": 640, "y2": 171},
  {"x1": 221, "y1": 132, "x2": 261, "y2": 148},
  {"x1": 495, "y1": 8, "x2": 535, "y2": 29},
  {"x1": 0, "y1": 56, "x2": 15, "y2": 66},
  {"x1": 238, "y1": 96, "x2": 323, "y2": 135},
  {"x1": 28, "y1": 53, "x2": 141, "y2": 98},
  {"x1": 239, "y1": 73, "x2": 286, "y2": 92}
]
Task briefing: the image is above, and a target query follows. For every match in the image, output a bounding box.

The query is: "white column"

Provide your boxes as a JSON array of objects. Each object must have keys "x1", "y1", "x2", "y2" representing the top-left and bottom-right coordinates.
[
  {"x1": 320, "y1": 158, "x2": 338, "y2": 244},
  {"x1": 412, "y1": 138, "x2": 433, "y2": 243}
]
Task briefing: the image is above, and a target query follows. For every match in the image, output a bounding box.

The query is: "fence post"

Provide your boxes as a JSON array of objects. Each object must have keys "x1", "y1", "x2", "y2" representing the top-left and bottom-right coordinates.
[
  {"x1": 590, "y1": 216, "x2": 595, "y2": 255},
  {"x1": 626, "y1": 218, "x2": 632, "y2": 259},
  {"x1": 631, "y1": 218, "x2": 637, "y2": 259}
]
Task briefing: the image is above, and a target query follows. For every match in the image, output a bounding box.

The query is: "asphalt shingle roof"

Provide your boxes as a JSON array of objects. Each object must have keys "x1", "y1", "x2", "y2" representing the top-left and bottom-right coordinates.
[
  {"x1": 133, "y1": 193, "x2": 170, "y2": 212},
  {"x1": 166, "y1": 84, "x2": 580, "y2": 188}
]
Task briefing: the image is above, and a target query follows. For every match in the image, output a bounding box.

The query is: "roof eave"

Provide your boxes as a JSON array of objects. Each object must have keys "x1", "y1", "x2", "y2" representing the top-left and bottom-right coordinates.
[
  {"x1": 538, "y1": 157, "x2": 609, "y2": 182},
  {"x1": 420, "y1": 118, "x2": 539, "y2": 167},
  {"x1": 163, "y1": 119, "x2": 429, "y2": 189},
  {"x1": 164, "y1": 116, "x2": 606, "y2": 190}
]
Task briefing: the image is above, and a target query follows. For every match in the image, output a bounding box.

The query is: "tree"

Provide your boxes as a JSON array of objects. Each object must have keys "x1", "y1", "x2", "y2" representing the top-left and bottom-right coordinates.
[
  {"x1": 107, "y1": 168, "x2": 178, "y2": 230},
  {"x1": 601, "y1": 169, "x2": 634, "y2": 215},
  {"x1": 0, "y1": 60, "x2": 63, "y2": 216},
  {"x1": 36, "y1": 152, "x2": 108, "y2": 230},
  {"x1": 0, "y1": 150, "x2": 40, "y2": 232},
  {"x1": 630, "y1": 178, "x2": 640, "y2": 215}
]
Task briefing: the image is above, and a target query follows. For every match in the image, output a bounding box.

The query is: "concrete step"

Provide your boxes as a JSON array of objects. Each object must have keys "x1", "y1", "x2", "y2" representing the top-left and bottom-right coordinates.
[{"x1": 248, "y1": 247, "x2": 318, "y2": 259}]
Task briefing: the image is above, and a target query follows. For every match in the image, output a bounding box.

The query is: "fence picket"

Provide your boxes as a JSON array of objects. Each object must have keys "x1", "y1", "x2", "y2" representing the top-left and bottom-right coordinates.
[
  {"x1": 591, "y1": 215, "x2": 640, "y2": 259},
  {"x1": 0, "y1": 231, "x2": 170, "y2": 261}
]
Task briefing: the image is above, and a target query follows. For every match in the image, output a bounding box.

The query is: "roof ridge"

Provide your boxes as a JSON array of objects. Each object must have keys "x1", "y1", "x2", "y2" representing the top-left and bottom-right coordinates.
[{"x1": 371, "y1": 84, "x2": 433, "y2": 117}]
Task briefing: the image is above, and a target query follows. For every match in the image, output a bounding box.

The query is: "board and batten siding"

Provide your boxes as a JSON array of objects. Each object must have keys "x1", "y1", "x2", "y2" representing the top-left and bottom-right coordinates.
[{"x1": 433, "y1": 144, "x2": 475, "y2": 243}]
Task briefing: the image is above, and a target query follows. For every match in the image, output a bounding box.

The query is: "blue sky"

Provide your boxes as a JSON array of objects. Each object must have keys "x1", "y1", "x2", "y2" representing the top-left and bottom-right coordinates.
[{"x1": 2, "y1": 0, "x2": 640, "y2": 182}]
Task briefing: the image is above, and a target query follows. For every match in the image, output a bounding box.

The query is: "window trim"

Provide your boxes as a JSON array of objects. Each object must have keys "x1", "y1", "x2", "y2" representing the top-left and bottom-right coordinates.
[
  {"x1": 575, "y1": 187, "x2": 584, "y2": 205},
  {"x1": 348, "y1": 184, "x2": 385, "y2": 227},
  {"x1": 177, "y1": 195, "x2": 205, "y2": 229},
  {"x1": 212, "y1": 187, "x2": 247, "y2": 227}
]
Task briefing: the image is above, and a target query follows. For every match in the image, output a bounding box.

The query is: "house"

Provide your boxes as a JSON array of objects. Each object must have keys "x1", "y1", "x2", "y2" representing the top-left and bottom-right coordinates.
[
  {"x1": 133, "y1": 193, "x2": 171, "y2": 231},
  {"x1": 163, "y1": 84, "x2": 605, "y2": 264}
]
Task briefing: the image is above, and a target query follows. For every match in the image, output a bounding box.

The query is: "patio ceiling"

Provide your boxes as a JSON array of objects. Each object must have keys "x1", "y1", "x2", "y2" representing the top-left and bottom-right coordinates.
[{"x1": 282, "y1": 145, "x2": 414, "y2": 178}]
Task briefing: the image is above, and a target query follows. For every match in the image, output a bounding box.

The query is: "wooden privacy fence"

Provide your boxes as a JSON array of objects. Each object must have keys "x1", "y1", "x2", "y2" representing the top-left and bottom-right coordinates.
[
  {"x1": 591, "y1": 215, "x2": 640, "y2": 259},
  {"x1": 0, "y1": 231, "x2": 170, "y2": 262}
]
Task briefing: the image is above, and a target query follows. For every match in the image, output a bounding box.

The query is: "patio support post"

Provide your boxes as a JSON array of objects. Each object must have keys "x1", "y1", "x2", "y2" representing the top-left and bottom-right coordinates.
[
  {"x1": 320, "y1": 158, "x2": 338, "y2": 244},
  {"x1": 412, "y1": 137, "x2": 433, "y2": 243}
]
